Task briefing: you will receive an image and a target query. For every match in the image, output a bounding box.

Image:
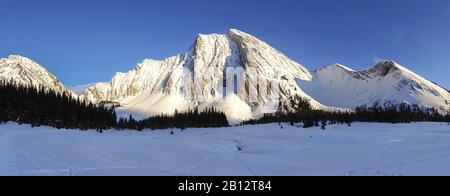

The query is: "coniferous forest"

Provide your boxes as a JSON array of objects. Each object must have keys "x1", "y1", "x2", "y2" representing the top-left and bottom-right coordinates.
[
  {"x1": 0, "y1": 81, "x2": 229, "y2": 131},
  {"x1": 116, "y1": 108, "x2": 229, "y2": 131},
  {"x1": 1, "y1": 81, "x2": 449, "y2": 131},
  {"x1": 243, "y1": 95, "x2": 450, "y2": 128},
  {"x1": 0, "y1": 81, "x2": 117, "y2": 130}
]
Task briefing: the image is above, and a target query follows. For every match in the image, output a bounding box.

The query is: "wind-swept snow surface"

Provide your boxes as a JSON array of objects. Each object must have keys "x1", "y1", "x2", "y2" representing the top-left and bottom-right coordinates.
[{"x1": 1, "y1": 123, "x2": 450, "y2": 176}]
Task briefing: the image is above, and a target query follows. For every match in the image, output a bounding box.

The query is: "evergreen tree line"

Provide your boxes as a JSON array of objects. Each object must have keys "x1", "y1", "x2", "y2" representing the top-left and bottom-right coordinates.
[
  {"x1": 1, "y1": 80, "x2": 448, "y2": 131},
  {"x1": 243, "y1": 96, "x2": 450, "y2": 128},
  {"x1": 116, "y1": 108, "x2": 229, "y2": 131},
  {"x1": 0, "y1": 80, "x2": 117, "y2": 130},
  {"x1": 0, "y1": 81, "x2": 229, "y2": 131},
  {"x1": 354, "y1": 103, "x2": 449, "y2": 123}
]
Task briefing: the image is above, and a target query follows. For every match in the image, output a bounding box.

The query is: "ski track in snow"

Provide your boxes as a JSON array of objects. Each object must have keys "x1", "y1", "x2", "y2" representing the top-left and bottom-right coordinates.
[
  {"x1": 191, "y1": 147, "x2": 224, "y2": 171},
  {"x1": 31, "y1": 132, "x2": 185, "y2": 176},
  {"x1": 0, "y1": 130, "x2": 36, "y2": 175},
  {"x1": 0, "y1": 129, "x2": 184, "y2": 176},
  {"x1": 234, "y1": 154, "x2": 257, "y2": 176},
  {"x1": 0, "y1": 132, "x2": 18, "y2": 175},
  {"x1": 1, "y1": 122, "x2": 450, "y2": 176},
  {"x1": 191, "y1": 139, "x2": 258, "y2": 176},
  {"x1": 335, "y1": 146, "x2": 450, "y2": 176}
]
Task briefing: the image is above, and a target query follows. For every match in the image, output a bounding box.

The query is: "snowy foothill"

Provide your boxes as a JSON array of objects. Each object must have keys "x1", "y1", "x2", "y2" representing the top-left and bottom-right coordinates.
[{"x1": 1, "y1": 122, "x2": 450, "y2": 176}]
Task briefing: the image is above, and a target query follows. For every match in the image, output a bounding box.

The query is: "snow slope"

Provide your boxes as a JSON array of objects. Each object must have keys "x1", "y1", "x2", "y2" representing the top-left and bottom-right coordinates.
[
  {"x1": 83, "y1": 29, "x2": 327, "y2": 123},
  {"x1": 298, "y1": 61, "x2": 450, "y2": 113},
  {"x1": 1, "y1": 122, "x2": 450, "y2": 176},
  {"x1": 0, "y1": 55, "x2": 74, "y2": 95}
]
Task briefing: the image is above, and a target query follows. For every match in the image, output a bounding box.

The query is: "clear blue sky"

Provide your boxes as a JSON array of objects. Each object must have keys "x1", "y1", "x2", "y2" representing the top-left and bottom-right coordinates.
[{"x1": 1, "y1": 0, "x2": 450, "y2": 88}]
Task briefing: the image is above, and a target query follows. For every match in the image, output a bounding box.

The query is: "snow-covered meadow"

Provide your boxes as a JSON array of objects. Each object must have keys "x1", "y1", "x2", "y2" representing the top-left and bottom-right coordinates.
[{"x1": 1, "y1": 122, "x2": 450, "y2": 176}]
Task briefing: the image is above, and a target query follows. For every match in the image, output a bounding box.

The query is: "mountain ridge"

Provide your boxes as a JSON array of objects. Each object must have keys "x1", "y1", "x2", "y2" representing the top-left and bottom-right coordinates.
[
  {"x1": 0, "y1": 55, "x2": 75, "y2": 96},
  {"x1": 82, "y1": 29, "x2": 326, "y2": 123},
  {"x1": 299, "y1": 60, "x2": 450, "y2": 113},
  {"x1": 2, "y1": 29, "x2": 449, "y2": 123}
]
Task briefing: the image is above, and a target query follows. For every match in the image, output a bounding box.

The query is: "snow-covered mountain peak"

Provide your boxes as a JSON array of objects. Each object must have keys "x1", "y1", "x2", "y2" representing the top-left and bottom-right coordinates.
[
  {"x1": 364, "y1": 60, "x2": 437, "y2": 86},
  {"x1": 7, "y1": 54, "x2": 29, "y2": 61},
  {"x1": 3, "y1": 55, "x2": 45, "y2": 70},
  {"x1": 366, "y1": 60, "x2": 406, "y2": 77},
  {"x1": 316, "y1": 63, "x2": 355, "y2": 74},
  {"x1": 299, "y1": 60, "x2": 450, "y2": 113},
  {"x1": 375, "y1": 60, "x2": 398, "y2": 67},
  {"x1": 137, "y1": 55, "x2": 184, "y2": 70},
  {"x1": 0, "y1": 55, "x2": 75, "y2": 96},
  {"x1": 83, "y1": 29, "x2": 325, "y2": 123},
  {"x1": 228, "y1": 28, "x2": 244, "y2": 34},
  {"x1": 227, "y1": 29, "x2": 312, "y2": 81},
  {"x1": 226, "y1": 28, "x2": 253, "y2": 39}
]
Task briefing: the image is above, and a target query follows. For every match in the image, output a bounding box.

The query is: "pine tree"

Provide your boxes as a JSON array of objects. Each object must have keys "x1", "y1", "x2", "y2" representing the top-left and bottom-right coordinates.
[{"x1": 321, "y1": 120, "x2": 326, "y2": 130}]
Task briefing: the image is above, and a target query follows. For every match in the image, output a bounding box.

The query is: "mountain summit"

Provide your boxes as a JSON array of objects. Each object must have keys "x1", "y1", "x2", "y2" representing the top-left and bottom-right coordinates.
[
  {"x1": 0, "y1": 55, "x2": 74, "y2": 95},
  {"x1": 298, "y1": 60, "x2": 450, "y2": 113},
  {"x1": 82, "y1": 29, "x2": 326, "y2": 123}
]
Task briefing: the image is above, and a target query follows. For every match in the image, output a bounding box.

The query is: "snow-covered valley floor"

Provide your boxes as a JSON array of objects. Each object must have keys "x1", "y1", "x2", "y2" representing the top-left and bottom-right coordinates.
[{"x1": 1, "y1": 122, "x2": 450, "y2": 176}]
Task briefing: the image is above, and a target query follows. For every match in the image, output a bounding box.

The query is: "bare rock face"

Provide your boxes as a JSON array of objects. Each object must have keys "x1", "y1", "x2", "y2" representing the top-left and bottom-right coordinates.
[
  {"x1": 0, "y1": 55, "x2": 74, "y2": 96},
  {"x1": 83, "y1": 29, "x2": 325, "y2": 122},
  {"x1": 227, "y1": 29, "x2": 311, "y2": 81},
  {"x1": 299, "y1": 60, "x2": 450, "y2": 113},
  {"x1": 227, "y1": 29, "x2": 322, "y2": 110}
]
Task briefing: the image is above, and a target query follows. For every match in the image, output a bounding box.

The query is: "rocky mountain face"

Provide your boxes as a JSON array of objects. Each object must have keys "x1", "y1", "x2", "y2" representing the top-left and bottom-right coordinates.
[
  {"x1": 83, "y1": 29, "x2": 326, "y2": 123},
  {"x1": 0, "y1": 55, "x2": 74, "y2": 96},
  {"x1": 298, "y1": 60, "x2": 450, "y2": 113}
]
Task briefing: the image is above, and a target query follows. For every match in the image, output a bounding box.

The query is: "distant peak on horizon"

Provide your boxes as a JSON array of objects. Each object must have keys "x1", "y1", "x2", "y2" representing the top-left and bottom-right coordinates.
[
  {"x1": 316, "y1": 63, "x2": 355, "y2": 73},
  {"x1": 315, "y1": 60, "x2": 409, "y2": 74},
  {"x1": 195, "y1": 28, "x2": 253, "y2": 38},
  {"x1": 2, "y1": 54, "x2": 31, "y2": 61}
]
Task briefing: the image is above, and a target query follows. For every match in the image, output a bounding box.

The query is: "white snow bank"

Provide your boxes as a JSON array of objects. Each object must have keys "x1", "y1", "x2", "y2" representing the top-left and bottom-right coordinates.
[
  {"x1": 212, "y1": 94, "x2": 253, "y2": 125},
  {"x1": 117, "y1": 93, "x2": 253, "y2": 124},
  {"x1": 116, "y1": 92, "x2": 193, "y2": 120}
]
